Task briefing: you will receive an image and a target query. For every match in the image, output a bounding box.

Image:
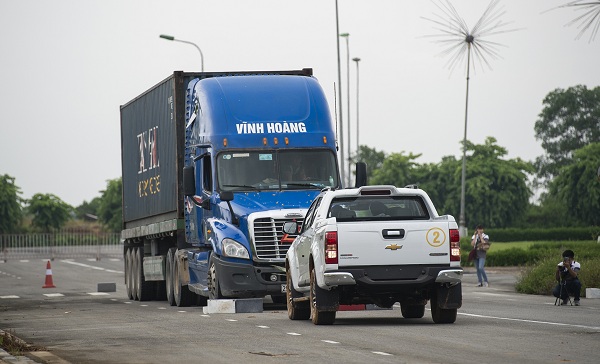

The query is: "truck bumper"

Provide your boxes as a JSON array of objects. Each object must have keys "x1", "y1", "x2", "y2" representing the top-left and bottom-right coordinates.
[
  {"x1": 213, "y1": 255, "x2": 286, "y2": 298},
  {"x1": 435, "y1": 269, "x2": 463, "y2": 285},
  {"x1": 324, "y1": 272, "x2": 356, "y2": 286}
]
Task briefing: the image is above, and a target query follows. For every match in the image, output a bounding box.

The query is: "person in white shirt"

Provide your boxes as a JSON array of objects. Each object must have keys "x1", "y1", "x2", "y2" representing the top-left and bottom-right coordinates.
[
  {"x1": 553, "y1": 249, "x2": 581, "y2": 306},
  {"x1": 471, "y1": 225, "x2": 490, "y2": 287}
]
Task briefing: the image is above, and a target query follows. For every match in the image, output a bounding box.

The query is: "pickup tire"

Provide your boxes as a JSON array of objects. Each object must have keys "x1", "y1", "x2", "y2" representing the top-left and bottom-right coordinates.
[
  {"x1": 286, "y1": 268, "x2": 310, "y2": 320},
  {"x1": 430, "y1": 294, "x2": 457, "y2": 324},
  {"x1": 400, "y1": 303, "x2": 426, "y2": 319},
  {"x1": 165, "y1": 248, "x2": 176, "y2": 306},
  {"x1": 208, "y1": 255, "x2": 224, "y2": 300},
  {"x1": 310, "y1": 267, "x2": 336, "y2": 325}
]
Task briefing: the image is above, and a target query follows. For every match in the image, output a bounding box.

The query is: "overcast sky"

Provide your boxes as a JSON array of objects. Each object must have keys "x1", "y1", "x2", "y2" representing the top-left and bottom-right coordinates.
[{"x1": 1, "y1": 0, "x2": 598, "y2": 207}]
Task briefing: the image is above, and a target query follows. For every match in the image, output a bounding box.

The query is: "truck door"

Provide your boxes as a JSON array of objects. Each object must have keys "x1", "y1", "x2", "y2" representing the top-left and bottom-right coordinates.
[{"x1": 198, "y1": 154, "x2": 213, "y2": 245}]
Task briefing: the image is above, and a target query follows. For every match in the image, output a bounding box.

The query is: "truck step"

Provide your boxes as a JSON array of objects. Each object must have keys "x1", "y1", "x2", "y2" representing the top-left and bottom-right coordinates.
[{"x1": 202, "y1": 298, "x2": 264, "y2": 314}]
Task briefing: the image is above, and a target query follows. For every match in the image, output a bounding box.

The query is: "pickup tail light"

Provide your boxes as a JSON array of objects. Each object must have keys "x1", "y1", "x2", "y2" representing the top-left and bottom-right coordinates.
[
  {"x1": 324, "y1": 231, "x2": 338, "y2": 264},
  {"x1": 449, "y1": 229, "x2": 461, "y2": 262}
]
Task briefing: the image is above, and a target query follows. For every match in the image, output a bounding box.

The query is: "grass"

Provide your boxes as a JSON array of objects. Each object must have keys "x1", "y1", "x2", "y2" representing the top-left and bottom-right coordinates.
[{"x1": 0, "y1": 329, "x2": 44, "y2": 355}]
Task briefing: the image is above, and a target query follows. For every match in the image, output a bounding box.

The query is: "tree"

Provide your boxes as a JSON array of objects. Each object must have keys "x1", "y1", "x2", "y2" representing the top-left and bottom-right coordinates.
[
  {"x1": 97, "y1": 178, "x2": 122, "y2": 232},
  {"x1": 0, "y1": 174, "x2": 24, "y2": 234},
  {"x1": 75, "y1": 197, "x2": 101, "y2": 220},
  {"x1": 547, "y1": 142, "x2": 600, "y2": 226},
  {"x1": 534, "y1": 85, "x2": 600, "y2": 184},
  {"x1": 28, "y1": 193, "x2": 72, "y2": 232},
  {"x1": 370, "y1": 152, "x2": 422, "y2": 187}
]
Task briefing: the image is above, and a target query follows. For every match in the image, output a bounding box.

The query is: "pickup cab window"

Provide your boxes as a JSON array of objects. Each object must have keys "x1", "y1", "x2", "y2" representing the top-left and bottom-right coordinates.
[{"x1": 328, "y1": 196, "x2": 430, "y2": 221}]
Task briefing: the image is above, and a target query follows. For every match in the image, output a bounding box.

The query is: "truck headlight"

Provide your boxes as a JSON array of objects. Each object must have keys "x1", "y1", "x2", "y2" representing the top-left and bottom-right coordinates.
[{"x1": 222, "y1": 238, "x2": 250, "y2": 259}]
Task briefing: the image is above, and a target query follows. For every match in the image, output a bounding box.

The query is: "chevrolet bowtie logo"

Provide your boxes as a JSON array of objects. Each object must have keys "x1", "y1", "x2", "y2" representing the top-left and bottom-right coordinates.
[{"x1": 385, "y1": 244, "x2": 403, "y2": 251}]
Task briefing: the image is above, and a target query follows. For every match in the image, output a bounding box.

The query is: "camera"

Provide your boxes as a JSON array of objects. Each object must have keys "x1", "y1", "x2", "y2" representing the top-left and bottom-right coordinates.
[{"x1": 563, "y1": 257, "x2": 570, "y2": 263}]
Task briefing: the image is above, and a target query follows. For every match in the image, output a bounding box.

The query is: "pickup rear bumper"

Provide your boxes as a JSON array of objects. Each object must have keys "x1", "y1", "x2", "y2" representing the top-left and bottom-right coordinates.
[{"x1": 323, "y1": 266, "x2": 463, "y2": 289}]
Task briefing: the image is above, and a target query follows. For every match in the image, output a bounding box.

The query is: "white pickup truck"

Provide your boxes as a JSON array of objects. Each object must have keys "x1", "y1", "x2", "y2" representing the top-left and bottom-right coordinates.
[{"x1": 284, "y1": 185, "x2": 463, "y2": 325}]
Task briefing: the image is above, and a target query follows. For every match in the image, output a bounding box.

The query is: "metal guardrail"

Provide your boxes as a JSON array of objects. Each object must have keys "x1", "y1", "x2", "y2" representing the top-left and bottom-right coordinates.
[{"x1": 1, "y1": 233, "x2": 122, "y2": 261}]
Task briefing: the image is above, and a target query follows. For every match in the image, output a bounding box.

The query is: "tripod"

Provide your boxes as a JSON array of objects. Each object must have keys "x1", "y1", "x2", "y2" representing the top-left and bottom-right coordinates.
[{"x1": 554, "y1": 279, "x2": 573, "y2": 306}]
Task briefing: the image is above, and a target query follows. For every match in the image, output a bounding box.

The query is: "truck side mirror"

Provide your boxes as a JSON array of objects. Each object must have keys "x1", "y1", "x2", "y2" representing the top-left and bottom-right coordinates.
[
  {"x1": 220, "y1": 191, "x2": 234, "y2": 202},
  {"x1": 183, "y1": 166, "x2": 196, "y2": 196},
  {"x1": 355, "y1": 162, "x2": 367, "y2": 188}
]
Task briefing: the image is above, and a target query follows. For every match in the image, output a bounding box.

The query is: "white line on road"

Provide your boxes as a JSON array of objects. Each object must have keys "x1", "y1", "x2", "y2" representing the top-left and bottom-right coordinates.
[
  {"x1": 87, "y1": 292, "x2": 110, "y2": 296},
  {"x1": 43, "y1": 293, "x2": 64, "y2": 297},
  {"x1": 372, "y1": 351, "x2": 393, "y2": 356},
  {"x1": 287, "y1": 332, "x2": 302, "y2": 336},
  {"x1": 61, "y1": 259, "x2": 124, "y2": 274},
  {"x1": 321, "y1": 340, "x2": 340, "y2": 344},
  {"x1": 459, "y1": 312, "x2": 600, "y2": 330},
  {"x1": 257, "y1": 325, "x2": 270, "y2": 329},
  {"x1": 1, "y1": 295, "x2": 20, "y2": 299}
]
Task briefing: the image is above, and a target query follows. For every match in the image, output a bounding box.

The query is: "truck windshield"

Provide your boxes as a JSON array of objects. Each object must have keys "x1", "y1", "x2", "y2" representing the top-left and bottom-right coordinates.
[{"x1": 217, "y1": 150, "x2": 339, "y2": 192}]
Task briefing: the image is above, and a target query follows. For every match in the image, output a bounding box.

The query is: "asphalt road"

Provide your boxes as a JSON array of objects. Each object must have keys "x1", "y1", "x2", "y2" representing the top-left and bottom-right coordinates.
[{"x1": 1, "y1": 259, "x2": 599, "y2": 364}]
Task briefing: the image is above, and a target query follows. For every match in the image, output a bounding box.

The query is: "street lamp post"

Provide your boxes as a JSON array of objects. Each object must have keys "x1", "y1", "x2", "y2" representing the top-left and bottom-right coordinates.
[
  {"x1": 334, "y1": 1, "x2": 346, "y2": 187},
  {"x1": 159, "y1": 34, "x2": 204, "y2": 72},
  {"x1": 352, "y1": 57, "x2": 361, "y2": 156},
  {"x1": 340, "y1": 32, "x2": 351, "y2": 186}
]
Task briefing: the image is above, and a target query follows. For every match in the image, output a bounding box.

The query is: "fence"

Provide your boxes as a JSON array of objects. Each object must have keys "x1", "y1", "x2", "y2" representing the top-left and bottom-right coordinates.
[{"x1": 1, "y1": 232, "x2": 122, "y2": 261}]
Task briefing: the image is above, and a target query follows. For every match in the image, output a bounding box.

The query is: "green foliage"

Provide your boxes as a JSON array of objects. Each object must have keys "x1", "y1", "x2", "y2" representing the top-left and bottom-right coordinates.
[
  {"x1": 534, "y1": 85, "x2": 600, "y2": 184},
  {"x1": 97, "y1": 178, "x2": 122, "y2": 232},
  {"x1": 548, "y1": 142, "x2": 600, "y2": 226},
  {"x1": 28, "y1": 193, "x2": 72, "y2": 233},
  {"x1": 351, "y1": 145, "x2": 387, "y2": 183},
  {"x1": 0, "y1": 174, "x2": 24, "y2": 234},
  {"x1": 485, "y1": 227, "x2": 600, "y2": 242},
  {"x1": 370, "y1": 152, "x2": 422, "y2": 186},
  {"x1": 75, "y1": 197, "x2": 102, "y2": 220}
]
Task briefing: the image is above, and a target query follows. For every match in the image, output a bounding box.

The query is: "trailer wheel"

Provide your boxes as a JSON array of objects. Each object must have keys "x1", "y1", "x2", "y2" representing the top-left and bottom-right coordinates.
[
  {"x1": 430, "y1": 294, "x2": 457, "y2": 324},
  {"x1": 310, "y1": 267, "x2": 336, "y2": 325},
  {"x1": 165, "y1": 248, "x2": 176, "y2": 306},
  {"x1": 208, "y1": 255, "x2": 224, "y2": 300},
  {"x1": 131, "y1": 247, "x2": 140, "y2": 300},
  {"x1": 135, "y1": 247, "x2": 154, "y2": 301},
  {"x1": 400, "y1": 302, "x2": 426, "y2": 319},
  {"x1": 125, "y1": 248, "x2": 134, "y2": 300},
  {"x1": 173, "y1": 252, "x2": 193, "y2": 307},
  {"x1": 286, "y1": 268, "x2": 310, "y2": 320}
]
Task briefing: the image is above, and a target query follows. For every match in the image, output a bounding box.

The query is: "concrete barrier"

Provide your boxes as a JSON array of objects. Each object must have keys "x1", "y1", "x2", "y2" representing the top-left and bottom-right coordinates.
[
  {"x1": 586, "y1": 288, "x2": 600, "y2": 299},
  {"x1": 202, "y1": 298, "x2": 263, "y2": 314}
]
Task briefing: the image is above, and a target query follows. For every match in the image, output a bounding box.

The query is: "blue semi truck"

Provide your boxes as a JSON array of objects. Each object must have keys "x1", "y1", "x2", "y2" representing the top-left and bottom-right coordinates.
[{"x1": 120, "y1": 69, "x2": 341, "y2": 306}]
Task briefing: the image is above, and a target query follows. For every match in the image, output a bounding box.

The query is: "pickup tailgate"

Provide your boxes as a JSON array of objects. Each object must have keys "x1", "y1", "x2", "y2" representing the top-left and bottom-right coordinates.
[{"x1": 337, "y1": 221, "x2": 452, "y2": 267}]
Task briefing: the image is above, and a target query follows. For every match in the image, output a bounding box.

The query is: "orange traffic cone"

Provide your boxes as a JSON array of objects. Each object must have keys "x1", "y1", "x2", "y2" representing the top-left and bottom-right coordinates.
[{"x1": 43, "y1": 260, "x2": 56, "y2": 288}]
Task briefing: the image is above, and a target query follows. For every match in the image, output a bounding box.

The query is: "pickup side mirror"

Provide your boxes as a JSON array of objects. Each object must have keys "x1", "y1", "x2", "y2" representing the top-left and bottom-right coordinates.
[{"x1": 283, "y1": 221, "x2": 299, "y2": 234}]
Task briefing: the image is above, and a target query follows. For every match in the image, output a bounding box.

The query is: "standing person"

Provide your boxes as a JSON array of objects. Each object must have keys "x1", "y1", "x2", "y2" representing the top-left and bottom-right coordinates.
[
  {"x1": 471, "y1": 225, "x2": 490, "y2": 287},
  {"x1": 553, "y1": 249, "x2": 581, "y2": 306}
]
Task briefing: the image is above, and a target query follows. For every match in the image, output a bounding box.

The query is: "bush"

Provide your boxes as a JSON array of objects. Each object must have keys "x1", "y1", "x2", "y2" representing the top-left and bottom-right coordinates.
[
  {"x1": 515, "y1": 243, "x2": 600, "y2": 297},
  {"x1": 485, "y1": 227, "x2": 600, "y2": 242}
]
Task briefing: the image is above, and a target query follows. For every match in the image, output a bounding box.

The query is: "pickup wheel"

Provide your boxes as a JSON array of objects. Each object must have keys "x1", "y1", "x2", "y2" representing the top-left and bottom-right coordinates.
[
  {"x1": 208, "y1": 255, "x2": 224, "y2": 300},
  {"x1": 286, "y1": 268, "x2": 310, "y2": 320},
  {"x1": 400, "y1": 302, "x2": 425, "y2": 319},
  {"x1": 165, "y1": 248, "x2": 176, "y2": 306},
  {"x1": 310, "y1": 268, "x2": 336, "y2": 325},
  {"x1": 430, "y1": 294, "x2": 457, "y2": 324}
]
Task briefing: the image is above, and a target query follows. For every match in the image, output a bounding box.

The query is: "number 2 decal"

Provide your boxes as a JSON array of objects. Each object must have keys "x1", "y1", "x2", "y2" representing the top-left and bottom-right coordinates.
[{"x1": 426, "y1": 227, "x2": 446, "y2": 247}]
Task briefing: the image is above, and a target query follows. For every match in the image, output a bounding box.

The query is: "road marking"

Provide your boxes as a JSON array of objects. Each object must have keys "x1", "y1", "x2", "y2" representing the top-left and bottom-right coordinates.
[
  {"x1": 43, "y1": 293, "x2": 64, "y2": 297},
  {"x1": 287, "y1": 332, "x2": 302, "y2": 336},
  {"x1": 372, "y1": 351, "x2": 393, "y2": 356},
  {"x1": 257, "y1": 325, "x2": 270, "y2": 329},
  {"x1": 140, "y1": 304, "x2": 148, "y2": 307},
  {"x1": 225, "y1": 319, "x2": 237, "y2": 321},
  {"x1": 109, "y1": 259, "x2": 121, "y2": 262},
  {"x1": 322, "y1": 340, "x2": 340, "y2": 344},
  {"x1": 460, "y1": 312, "x2": 600, "y2": 330},
  {"x1": 177, "y1": 311, "x2": 187, "y2": 313},
  {"x1": 87, "y1": 292, "x2": 110, "y2": 296},
  {"x1": 124, "y1": 301, "x2": 132, "y2": 304},
  {"x1": 158, "y1": 307, "x2": 167, "y2": 310},
  {"x1": 1, "y1": 295, "x2": 20, "y2": 299},
  {"x1": 20, "y1": 260, "x2": 30, "y2": 263},
  {"x1": 61, "y1": 259, "x2": 124, "y2": 274},
  {"x1": 201, "y1": 314, "x2": 210, "y2": 317}
]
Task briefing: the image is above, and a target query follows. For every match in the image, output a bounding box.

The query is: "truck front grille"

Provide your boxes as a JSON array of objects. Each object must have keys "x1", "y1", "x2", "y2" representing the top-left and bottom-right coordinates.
[{"x1": 253, "y1": 218, "x2": 303, "y2": 260}]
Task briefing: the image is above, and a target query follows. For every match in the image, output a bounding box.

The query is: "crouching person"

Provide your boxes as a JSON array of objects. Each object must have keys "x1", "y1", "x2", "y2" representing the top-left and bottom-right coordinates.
[{"x1": 553, "y1": 249, "x2": 581, "y2": 306}]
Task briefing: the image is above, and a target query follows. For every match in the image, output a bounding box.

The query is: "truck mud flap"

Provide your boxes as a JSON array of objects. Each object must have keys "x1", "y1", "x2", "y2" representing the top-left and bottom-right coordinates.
[
  {"x1": 436, "y1": 283, "x2": 462, "y2": 309},
  {"x1": 316, "y1": 288, "x2": 340, "y2": 311}
]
